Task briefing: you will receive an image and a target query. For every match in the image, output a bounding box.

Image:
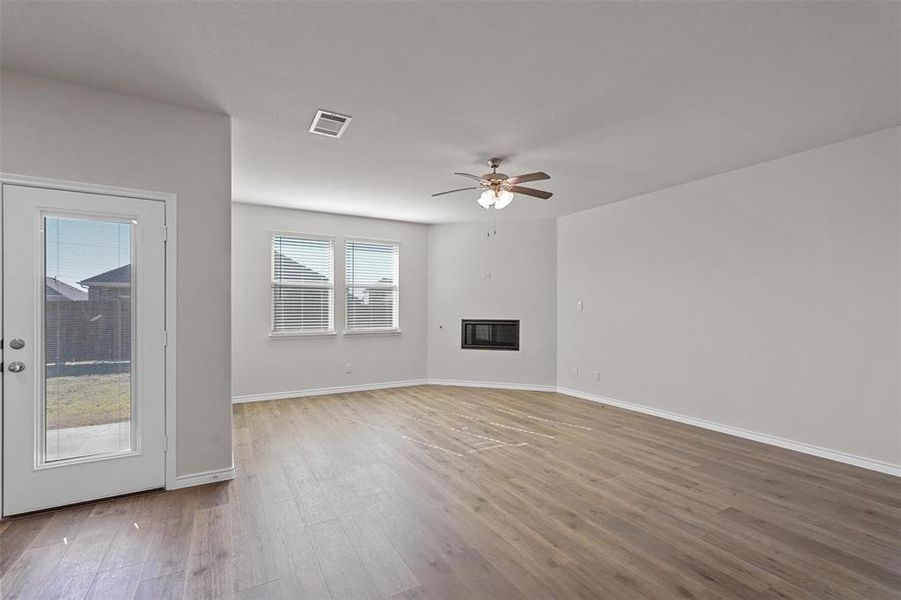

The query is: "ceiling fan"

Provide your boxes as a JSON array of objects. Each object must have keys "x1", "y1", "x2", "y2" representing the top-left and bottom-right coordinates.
[{"x1": 432, "y1": 158, "x2": 552, "y2": 209}]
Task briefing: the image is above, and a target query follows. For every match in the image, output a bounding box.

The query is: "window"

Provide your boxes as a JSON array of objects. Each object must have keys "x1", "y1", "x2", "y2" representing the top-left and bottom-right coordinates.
[
  {"x1": 345, "y1": 239, "x2": 399, "y2": 332},
  {"x1": 271, "y1": 234, "x2": 334, "y2": 334}
]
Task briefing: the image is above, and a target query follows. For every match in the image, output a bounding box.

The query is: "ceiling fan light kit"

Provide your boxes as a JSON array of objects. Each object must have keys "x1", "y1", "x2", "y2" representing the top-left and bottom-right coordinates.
[
  {"x1": 432, "y1": 157, "x2": 552, "y2": 210},
  {"x1": 479, "y1": 189, "x2": 514, "y2": 209}
]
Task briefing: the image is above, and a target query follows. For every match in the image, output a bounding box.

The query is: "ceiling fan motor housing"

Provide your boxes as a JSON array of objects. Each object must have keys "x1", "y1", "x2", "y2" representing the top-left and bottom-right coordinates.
[
  {"x1": 482, "y1": 157, "x2": 507, "y2": 180},
  {"x1": 484, "y1": 158, "x2": 508, "y2": 183}
]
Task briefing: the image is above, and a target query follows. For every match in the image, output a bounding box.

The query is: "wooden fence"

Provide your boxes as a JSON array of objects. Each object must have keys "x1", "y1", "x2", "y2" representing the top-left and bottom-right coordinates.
[{"x1": 45, "y1": 300, "x2": 131, "y2": 369}]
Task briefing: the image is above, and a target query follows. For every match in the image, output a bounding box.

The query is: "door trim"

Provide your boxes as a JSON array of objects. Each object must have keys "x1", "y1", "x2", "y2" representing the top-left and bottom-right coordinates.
[{"x1": 0, "y1": 173, "x2": 178, "y2": 514}]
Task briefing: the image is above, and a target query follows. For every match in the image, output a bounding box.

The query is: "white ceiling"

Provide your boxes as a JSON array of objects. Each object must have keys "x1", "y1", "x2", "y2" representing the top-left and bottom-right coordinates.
[{"x1": 1, "y1": 1, "x2": 898, "y2": 223}]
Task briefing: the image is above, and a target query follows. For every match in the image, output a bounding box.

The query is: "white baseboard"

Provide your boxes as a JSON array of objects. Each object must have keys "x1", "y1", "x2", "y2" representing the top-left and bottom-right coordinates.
[
  {"x1": 557, "y1": 387, "x2": 901, "y2": 477},
  {"x1": 168, "y1": 465, "x2": 236, "y2": 490},
  {"x1": 428, "y1": 379, "x2": 557, "y2": 392},
  {"x1": 232, "y1": 379, "x2": 429, "y2": 404}
]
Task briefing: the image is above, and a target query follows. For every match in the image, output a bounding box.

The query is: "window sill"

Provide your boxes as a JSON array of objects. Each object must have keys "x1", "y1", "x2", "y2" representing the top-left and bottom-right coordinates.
[
  {"x1": 269, "y1": 330, "x2": 337, "y2": 338},
  {"x1": 343, "y1": 328, "x2": 402, "y2": 336}
]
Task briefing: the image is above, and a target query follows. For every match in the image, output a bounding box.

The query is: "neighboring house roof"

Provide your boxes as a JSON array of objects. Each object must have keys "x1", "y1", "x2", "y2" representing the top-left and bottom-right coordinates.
[
  {"x1": 273, "y1": 251, "x2": 330, "y2": 283},
  {"x1": 45, "y1": 277, "x2": 88, "y2": 301},
  {"x1": 79, "y1": 264, "x2": 130, "y2": 288}
]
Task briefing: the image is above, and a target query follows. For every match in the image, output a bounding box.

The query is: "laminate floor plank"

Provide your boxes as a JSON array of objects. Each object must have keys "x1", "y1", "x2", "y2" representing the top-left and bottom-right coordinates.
[
  {"x1": 98, "y1": 493, "x2": 164, "y2": 574},
  {"x1": 139, "y1": 490, "x2": 198, "y2": 583},
  {"x1": 84, "y1": 564, "x2": 143, "y2": 600},
  {"x1": 229, "y1": 474, "x2": 278, "y2": 593},
  {"x1": 0, "y1": 542, "x2": 67, "y2": 600},
  {"x1": 184, "y1": 504, "x2": 233, "y2": 600},
  {"x1": 1, "y1": 386, "x2": 898, "y2": 599},
  {"x1": 306, "y1": 519, "x2": 380, "y2": 600},
  {"x1": 27, "y1": 506, "x2": 94, "y2": 551},
  {"x1": 132, "y1": 570, "x2": 185, "y2": 600},
  {"x1": 0, "y1": 513, "x2": 56, "y2": 576},
  {"x1": 264, "y1": 498, "x2": 331, "y2": 600},
  {"x1": 34, "y1": 536, "x2": 109, "y2": 600},
  {"x1": 233, "y1": 579, "x2": 282, "y2": 600},
  {"x1": 337, "y1": 512, "x2": 419, "y2": 598}
]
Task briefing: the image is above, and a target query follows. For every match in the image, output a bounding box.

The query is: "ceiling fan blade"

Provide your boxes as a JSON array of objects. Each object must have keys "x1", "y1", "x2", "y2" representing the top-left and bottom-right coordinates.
[
  {"x1": 505, "y1": 172, "x2": 550, "y2": 185},
  {"x1": 431, "y1": 186, "x2": 479, "y2": 197},
  {"x1": 509, "y1": 185, "x2": 553, "y2": 200},
  {"x1": 453, "y1": 172, "x2": 486, "y2": 182}
]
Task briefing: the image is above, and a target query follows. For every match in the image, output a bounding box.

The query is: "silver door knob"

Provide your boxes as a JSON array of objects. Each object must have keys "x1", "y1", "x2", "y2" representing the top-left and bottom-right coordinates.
[
  {"x1": 7, "y1": 361, "x2": 25, "y2": 373},
  {"x1": 9, "y1": 338, "x2": 25, "y2": 350}
]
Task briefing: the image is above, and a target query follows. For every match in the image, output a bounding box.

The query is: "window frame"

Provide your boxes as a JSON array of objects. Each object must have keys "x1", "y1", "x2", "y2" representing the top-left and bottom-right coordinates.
[
  {"x1": 269, "y1": 231, "x2": 336, "y2": 337},
  {"x1": 344, "y1": 237, "x2": 401, "y2": 335}
]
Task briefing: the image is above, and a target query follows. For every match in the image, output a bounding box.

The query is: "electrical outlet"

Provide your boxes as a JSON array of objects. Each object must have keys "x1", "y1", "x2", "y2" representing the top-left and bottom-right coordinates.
[
  {"x1": 593, "y1": 370, "x2": 600, "y2": 382},
  {"x1": 481, "y1": 272, "x2": 491, "y2": 280},
  {"x1": 572, "y1": 367, "x2": 579, "y2": 376},
  {"x1": 345, "y1": 363, "x2": 352, "y2": 374},
  {"x1": 577, "y1": 301, "x2": 583, "y2": 311}
]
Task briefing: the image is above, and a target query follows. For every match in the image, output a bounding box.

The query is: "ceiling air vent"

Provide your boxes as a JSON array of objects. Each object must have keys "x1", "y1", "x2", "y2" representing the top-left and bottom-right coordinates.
[{"x1": 309, "y1": 109, "x2": 352, "y2": 138}]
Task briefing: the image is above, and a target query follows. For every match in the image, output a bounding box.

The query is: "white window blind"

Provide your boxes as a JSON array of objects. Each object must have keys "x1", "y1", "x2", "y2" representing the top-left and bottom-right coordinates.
[
  {"x1": 271, "y1": 234, "x2": 334, "y2": 333},
  {"x1": 345, "y1": 239, "x2": 399, "y2": 331}
]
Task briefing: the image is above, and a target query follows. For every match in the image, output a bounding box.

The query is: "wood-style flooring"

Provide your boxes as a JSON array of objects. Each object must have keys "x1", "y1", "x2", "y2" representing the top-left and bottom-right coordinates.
[{"x1": 1, "y1": 385, "x2": 900, "y2": 599}]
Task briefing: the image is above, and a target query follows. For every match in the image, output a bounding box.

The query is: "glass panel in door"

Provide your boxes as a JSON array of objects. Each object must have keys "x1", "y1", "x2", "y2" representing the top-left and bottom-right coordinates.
[{"x1": 43, "y1": 215, "x2": 135, "y2": 463}]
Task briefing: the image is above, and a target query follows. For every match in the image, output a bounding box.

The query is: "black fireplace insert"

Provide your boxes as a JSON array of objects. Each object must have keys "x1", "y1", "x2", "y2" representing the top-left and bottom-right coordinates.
[{"x1": 461, "y1": 319, "x2": 520, "y2": 351}]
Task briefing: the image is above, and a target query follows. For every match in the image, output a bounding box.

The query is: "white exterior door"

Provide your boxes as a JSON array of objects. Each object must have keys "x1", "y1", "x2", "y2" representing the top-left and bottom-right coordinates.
[{"x1": 2, "y1": 184, "x2": 167, "y2": 516}]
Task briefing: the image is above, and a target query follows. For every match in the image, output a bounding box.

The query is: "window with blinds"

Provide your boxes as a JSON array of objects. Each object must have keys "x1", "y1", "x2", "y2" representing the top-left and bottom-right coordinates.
[
  {"x1": 271, "y1": 234, "x2": 334, "y2": 334},
  {"x1": 345, "y1": 239, "x2": 399, "y2": 332}
]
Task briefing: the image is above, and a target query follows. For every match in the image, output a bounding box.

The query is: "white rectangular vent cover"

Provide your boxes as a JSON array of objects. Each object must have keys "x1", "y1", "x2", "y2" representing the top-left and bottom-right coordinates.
[{"x1": 309, "y1": 109, "x2": 352, "y2": 138}]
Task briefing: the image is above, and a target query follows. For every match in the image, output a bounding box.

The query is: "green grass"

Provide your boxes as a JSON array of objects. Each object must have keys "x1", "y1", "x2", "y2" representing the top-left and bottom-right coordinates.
[{"x1": 45, "y1": 372, "x2": 132, "y2": 430}]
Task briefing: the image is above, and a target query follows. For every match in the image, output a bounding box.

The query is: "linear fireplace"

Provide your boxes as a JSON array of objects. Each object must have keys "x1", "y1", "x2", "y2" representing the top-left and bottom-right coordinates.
[{"x1": 461, "y1": 319, "x2": 520, "y2": 351}]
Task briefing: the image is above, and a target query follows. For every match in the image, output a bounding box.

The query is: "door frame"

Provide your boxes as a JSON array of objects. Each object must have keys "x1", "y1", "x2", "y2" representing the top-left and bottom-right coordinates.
[{"x1": 0, "y1": 173, "x2": 178, "y2": 514}]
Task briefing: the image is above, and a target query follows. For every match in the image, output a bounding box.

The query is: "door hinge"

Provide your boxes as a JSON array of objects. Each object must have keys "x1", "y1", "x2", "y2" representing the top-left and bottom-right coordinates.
[
  {"x1": 163, "y1": 225, "x2": 169, "y2": 243},
  {"x1": 163, "y1": 330, "x2": 168, "y2": 347},
  {"x1": 163, "y1": 435, "x2": 168, "y2": 453}
]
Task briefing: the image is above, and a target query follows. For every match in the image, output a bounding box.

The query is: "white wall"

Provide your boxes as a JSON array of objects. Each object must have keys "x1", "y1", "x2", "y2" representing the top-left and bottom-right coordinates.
[
  {"x1": 231, "y1": 203, "x2": 428, "y2": 398},
  {"x1": 427, "y1": 220, "x2": 557, "y2": 387},
  {"x1": 557, "y1": 127, "x2": 900, "y2": 466},
  {"x1": 0, "y1": 70, "x2": 233, "y2": 477},
  {"x1": 232, "y1": 211, "x2": 556, "y2": 396}
]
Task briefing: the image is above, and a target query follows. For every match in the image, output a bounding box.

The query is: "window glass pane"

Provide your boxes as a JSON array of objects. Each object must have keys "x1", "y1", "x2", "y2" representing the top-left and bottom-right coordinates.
[
  {"x1": 345, "y1": 241, "x2": 399, "y2": 330},
  {"x1": 345, "y1": 241, "x2": 396, "y2": 285},
  {"x1": 271, "y1": 235, "x2": 334, "y2": 332},
  {"x1": 346, "y1": 287, "x2": 398, "y2": 329},
  {"x1": 272, "y1": 287, "x2": 333, "y2": 331},
  {"x1": 273, "y1": 237, "x2": 333, "y2": 285},
  {"x1": 44, "y1": 215, "x2": 134, "y2": 462}
]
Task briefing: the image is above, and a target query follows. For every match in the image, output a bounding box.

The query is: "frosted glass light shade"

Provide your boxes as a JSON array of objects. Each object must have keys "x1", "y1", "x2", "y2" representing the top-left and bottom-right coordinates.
[
  {"x1": 494, "y1": 190, "x2": 514, "y2": 209},
  {"x1": 478, "y1": 190, "x2": 495, "y2": 208}
]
